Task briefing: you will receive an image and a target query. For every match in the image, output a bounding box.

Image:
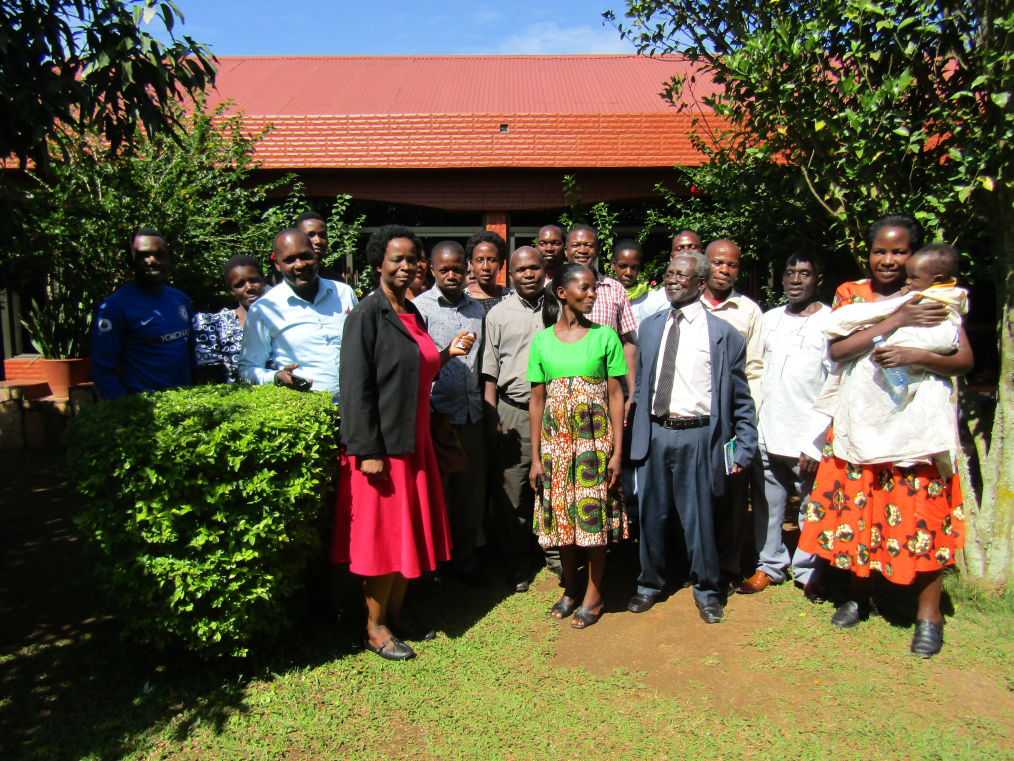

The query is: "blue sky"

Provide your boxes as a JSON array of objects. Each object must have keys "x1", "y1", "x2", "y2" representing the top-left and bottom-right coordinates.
[{"x1": 152, "y1": 1, "x2": 638, "y2": 55}]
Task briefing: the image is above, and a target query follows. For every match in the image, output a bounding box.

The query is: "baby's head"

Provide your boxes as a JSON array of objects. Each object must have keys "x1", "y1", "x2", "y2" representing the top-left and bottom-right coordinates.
[{"x1": 903, "y1": 243, "x2": 959, "y2": 293}]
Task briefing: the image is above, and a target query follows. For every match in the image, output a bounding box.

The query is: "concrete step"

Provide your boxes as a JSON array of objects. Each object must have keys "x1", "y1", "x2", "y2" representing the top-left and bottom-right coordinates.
[
  {"x1": 0, "y1": 380, "x2": 51, "y2": 400},
  {"x1": 0, "y1": 382, "x2": 97, "y2": 450}
]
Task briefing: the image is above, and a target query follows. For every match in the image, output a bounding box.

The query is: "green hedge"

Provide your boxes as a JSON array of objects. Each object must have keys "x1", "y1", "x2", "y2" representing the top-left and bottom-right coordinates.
[{"x1": 66, "y1": 384, "x2": 340, "y2": 658}]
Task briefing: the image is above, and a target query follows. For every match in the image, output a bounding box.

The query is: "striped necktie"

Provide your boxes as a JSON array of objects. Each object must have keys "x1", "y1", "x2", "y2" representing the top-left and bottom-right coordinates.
[{"x1": 652, "y1": 310, "x2": 683, "y2": 417}]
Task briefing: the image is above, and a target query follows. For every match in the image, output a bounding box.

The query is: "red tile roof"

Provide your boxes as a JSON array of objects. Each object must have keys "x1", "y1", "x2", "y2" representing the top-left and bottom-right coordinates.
[{"x1": 206, "y1": 56, "x2": 723, "y2": 170}]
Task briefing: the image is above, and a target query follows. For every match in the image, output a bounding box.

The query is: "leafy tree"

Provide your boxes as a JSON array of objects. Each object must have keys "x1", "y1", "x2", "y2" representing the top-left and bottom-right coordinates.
[
  {"x1": 558, "y1": 173, "x2": 621, "y2": 259},
  {"x1": 0, "y1": 0, "x2": 215, "y2": 170},
  {"x1": 323, "y1": 194, "x2": 367, "y2": 276},
  {"x1": 638, "y1": 161, "x2": 843, "y2": 302},
  {"x1": 3, "y1": 100, "x2": 301, "y2": 355},
  {"x1": 4, "y1": 100, "x2": 371, "y2": 357},
  {"x1": 608, "y1": 0, "x2": 1013, "y2": 589}
]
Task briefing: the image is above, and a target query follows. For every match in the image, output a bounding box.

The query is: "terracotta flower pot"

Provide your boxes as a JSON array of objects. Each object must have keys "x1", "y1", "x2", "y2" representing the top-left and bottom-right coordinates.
[{"x1": 40, "y1": 358, "x2": 91, "y2": 399}]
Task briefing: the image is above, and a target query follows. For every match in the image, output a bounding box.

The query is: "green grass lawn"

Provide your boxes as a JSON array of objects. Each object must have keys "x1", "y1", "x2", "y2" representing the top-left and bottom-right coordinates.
[{"x1": 2, "y1": 453, "x2": 1011, "y2": 761}]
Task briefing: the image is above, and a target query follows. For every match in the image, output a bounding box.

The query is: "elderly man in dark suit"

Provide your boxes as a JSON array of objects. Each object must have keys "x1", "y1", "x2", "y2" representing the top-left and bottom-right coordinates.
[{"x1": 626, "y1": 251, "x2": 757, "y2": 623}]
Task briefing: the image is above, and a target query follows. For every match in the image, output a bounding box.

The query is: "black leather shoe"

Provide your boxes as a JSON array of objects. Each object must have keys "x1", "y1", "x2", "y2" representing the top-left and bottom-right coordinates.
[
  {"x1": 910, "y1": 619, "x2": 943, "y2": 658},
  {"x1": 570, "y1": 605, "x2": 603, "y2": 629},
  {"x1": 550, "y1": 594, "x2": 579, "y2": 620},
  {"x1": 626, "y1": 593, "x2": 656, "y2": 613},
  {"x1": 509, "y1": 570, "x2": 530, "y2": 593},
  {"x1": 830, "y1": 600, "x2": 870, "y2": 629},
  {"x1": 363, "y1": 636, "x2": 415, "y2": 661},
  {"x1": 696, "y1": 601, "x2": 724, "y2": 624}
]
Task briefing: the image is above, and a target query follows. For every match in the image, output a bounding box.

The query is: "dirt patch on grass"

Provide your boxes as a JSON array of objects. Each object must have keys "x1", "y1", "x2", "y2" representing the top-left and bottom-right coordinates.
[
  {"x1": 551, "y1": 579, "x2": 802, "y2": 715},
  {"x1": 549, "y1": 548, "x2": 1014, "y2": 733}
]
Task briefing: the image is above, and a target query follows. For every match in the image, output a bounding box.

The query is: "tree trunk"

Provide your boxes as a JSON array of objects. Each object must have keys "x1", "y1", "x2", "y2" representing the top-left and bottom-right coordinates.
[{"x1": 962, "y1": 187, "x2": 1014, "y2": 591}]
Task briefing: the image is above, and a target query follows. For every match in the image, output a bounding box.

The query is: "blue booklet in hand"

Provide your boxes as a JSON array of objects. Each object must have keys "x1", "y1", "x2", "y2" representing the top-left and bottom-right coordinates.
[{"x1": 724, "y1": 437, "x2": 737, "y2": 475}]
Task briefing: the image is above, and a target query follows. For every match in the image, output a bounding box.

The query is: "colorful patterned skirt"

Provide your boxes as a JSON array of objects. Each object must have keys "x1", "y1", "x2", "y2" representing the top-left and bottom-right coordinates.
[
  {"x1": 535, "y1": 376, "x2": 627, "y2": 548},
  {"x1": 798, "y1": 430, "x2": 964, "y2": 585}
]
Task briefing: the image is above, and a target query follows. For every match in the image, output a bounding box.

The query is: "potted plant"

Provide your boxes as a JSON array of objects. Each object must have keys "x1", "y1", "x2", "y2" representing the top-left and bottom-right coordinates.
[{"x1": 20, "y1": 294, "x2": 92, "y2": 398}]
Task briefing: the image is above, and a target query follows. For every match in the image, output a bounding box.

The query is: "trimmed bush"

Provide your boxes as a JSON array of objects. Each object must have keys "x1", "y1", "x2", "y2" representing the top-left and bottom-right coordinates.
[{"x1": 66, "y1": 384, "x2": 339, "y2": 658}]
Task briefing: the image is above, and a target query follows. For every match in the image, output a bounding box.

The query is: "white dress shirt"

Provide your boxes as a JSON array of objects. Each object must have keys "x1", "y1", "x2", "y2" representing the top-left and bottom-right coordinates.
[
  {"x1": 238, "y1": 278, "x2": 358, "y2": 402},
  {"x1": 652, "y1": 299, "x2": 711, "y2": 416}
]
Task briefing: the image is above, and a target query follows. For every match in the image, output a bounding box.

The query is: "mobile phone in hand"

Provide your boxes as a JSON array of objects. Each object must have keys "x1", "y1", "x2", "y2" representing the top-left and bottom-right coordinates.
[
  {"x1": 455, "y1": 331, "x2": 476, "y2": 350},
  {"x1": 290, "y1": 373, "x2": 312, "y2": 391}
]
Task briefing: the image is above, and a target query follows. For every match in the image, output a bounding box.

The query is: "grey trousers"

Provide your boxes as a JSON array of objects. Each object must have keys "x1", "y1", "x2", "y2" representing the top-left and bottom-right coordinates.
[{"x1": 754, "y1": 448, "x2": 819, "y2": 584}]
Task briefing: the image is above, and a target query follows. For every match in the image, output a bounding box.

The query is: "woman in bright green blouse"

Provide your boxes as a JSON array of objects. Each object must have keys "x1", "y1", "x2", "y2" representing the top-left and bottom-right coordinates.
[{"x1": 528, "y1": 263, "x2": 628, "y2": 629}]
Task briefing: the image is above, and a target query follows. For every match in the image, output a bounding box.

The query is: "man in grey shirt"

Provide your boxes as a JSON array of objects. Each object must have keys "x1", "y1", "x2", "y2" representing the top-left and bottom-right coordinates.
[
  {"x1": 414, "y1": 241, "x2": 487, "y2": 582},
  {"x1": 482, "y1": 246, "x2": 559, "y2": 592}
]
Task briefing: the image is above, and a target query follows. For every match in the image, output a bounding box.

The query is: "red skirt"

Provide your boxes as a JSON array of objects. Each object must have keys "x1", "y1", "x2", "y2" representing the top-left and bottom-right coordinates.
[
  {"x1": 331, "y1": 449, "x2": 451, "y2": 578},
  {"x1": 798, "y1": 431, "x2": 964, "y2": 585},
  {"x1": 330, "y1": 311, "x2": 451, "y2": 578}
]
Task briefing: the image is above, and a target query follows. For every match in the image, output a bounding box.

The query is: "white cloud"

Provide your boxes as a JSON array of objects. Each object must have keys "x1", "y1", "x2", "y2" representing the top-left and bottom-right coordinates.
[{"x1": 490, "y1": 21, "x2": 636, "y2": 55}]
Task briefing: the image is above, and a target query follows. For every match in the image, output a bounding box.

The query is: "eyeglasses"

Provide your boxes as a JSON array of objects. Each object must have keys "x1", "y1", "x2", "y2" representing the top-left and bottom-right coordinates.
[{"x1": 663, "y1": 272, "x2": 698, "y2": 284}]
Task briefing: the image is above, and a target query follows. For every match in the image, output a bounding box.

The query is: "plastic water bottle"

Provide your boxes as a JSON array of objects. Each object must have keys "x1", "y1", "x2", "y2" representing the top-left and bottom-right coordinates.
[{"x1": 871, "y1": 336, "x2": 909, "y2": 402}]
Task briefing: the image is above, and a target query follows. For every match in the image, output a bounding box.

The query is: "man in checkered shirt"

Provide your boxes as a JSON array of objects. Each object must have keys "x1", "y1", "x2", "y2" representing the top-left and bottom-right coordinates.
[{"x1": 564, "y1": 224, "x2": 637, "y2": 417}]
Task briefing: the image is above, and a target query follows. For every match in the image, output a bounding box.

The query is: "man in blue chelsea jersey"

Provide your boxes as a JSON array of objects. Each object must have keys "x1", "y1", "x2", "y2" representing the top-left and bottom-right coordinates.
[{"x1": 91, "y1": 228, "x2": 194, "y2": 400}]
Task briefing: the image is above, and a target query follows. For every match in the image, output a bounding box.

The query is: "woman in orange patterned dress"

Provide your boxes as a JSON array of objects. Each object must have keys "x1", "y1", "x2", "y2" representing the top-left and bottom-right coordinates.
[{"x1": 799, "y1": 215, "x2": 974, "y2": 658}]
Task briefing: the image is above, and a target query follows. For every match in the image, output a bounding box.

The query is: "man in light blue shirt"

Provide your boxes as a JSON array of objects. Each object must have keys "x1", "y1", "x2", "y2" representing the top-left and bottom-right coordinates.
[{"x1": 238, "y1": 229, "x2": 358, "y2": 402}]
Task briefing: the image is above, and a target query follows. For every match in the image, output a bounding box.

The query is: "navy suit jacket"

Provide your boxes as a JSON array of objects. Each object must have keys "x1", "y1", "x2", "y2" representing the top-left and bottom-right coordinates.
[{"x1": 629, "y1": 306, "x2": 758, "y2": 497}]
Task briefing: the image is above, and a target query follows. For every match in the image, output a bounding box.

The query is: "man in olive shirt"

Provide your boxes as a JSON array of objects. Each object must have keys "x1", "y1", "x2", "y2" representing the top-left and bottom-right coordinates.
[{"x1": 482, "y1": 246, "x2": 556, "y2": 592}]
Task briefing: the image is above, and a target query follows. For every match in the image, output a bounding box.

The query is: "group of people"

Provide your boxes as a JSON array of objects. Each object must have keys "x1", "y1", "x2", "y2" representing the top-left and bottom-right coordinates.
[{"x1": 91, "y1": 211, "x2": 970, "y2": 663}]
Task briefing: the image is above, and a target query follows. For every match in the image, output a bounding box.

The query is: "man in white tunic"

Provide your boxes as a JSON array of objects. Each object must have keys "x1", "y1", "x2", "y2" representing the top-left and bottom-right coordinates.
[{"x1": 738, "y1": 252, "x2": 831, "y2": 599}]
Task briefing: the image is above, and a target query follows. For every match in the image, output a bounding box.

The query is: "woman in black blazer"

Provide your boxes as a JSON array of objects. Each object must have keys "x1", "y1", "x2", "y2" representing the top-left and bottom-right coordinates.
[{"x1": 332, "y1": 225, "x2": 474, "y2": 661}]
